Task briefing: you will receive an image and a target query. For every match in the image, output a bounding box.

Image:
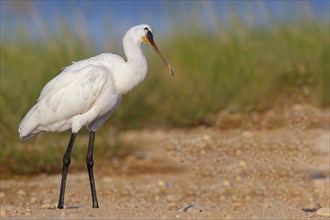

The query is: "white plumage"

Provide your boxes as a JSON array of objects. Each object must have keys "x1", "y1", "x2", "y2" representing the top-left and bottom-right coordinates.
[{"x1": 18, "y1": 24, "x2": 173, "y2": 140}]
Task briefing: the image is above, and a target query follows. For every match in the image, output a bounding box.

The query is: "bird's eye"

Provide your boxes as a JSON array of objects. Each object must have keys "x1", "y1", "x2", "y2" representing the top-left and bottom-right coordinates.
[{"x1": 144, "y1": 27, "x2": 149, "y2": 31}]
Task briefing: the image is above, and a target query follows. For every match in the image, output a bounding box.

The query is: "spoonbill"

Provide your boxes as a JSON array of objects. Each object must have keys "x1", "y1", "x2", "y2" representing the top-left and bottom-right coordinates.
[{"x1": 18, "y1": 24, "x2": 174, "y2": 209}]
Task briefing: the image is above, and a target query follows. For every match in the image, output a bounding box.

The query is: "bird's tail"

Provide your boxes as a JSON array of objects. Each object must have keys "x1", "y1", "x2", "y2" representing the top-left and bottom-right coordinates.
[{"x1": 18, "y1": 104, "x2": 39, "y2": 140}]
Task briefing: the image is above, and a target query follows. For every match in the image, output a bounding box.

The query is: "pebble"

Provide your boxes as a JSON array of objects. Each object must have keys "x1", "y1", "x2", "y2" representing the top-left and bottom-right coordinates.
[
  {"x1": 103, "y1": 177, "x2": 113, "y2": 183},
  {"x1": 165, "y1": 181, "x2": 173, "y2": 189},
  {"x1": 40, "y1": 203, "x2": 54, "y2": 209},
  {"x1": 0, "y1": 210, "x2": 7, "y2": 217},
  {"x1": 17, "y1": 190, "x2": 26, "y2": 196},
  {"x1": 314, "y1": 132, "x2": 330, "y2": 153},
  {"x1": 239, "y1": 160, "x2": 247, "y2": 167},
  {"x1": 242, "y1": 131, "x2": 252, "y2": 138},
  {"x1": 30, "y1": 197, "x2": 37, "y2": 203},
  {"x1": 316, "y1": 207, "x2": 330, "y2": 217},
  {"x1": 42, "y1": 198, "x2": 51, "y2": 203},
  {"x1": 158, "y1": 179, "x2": 165, "y2": 187},
  {"x1": 0, "y1": 192, "x2": 5, "y2": 198},
  {"x1": 166, "y1": 194, "x2": 177, "y2": 202},
  {"x1": 168, "y1": 202, "x2": 176, "y2": 209},
  {"x1": 233, "y1": 202, "x2": 242, "y2": 208},
  {"x1": 223, "y1": 180, "x2": 231, "y2": 187},
  {"x1": 203, "y1": 135, "x2": 210, "y2": 141}
]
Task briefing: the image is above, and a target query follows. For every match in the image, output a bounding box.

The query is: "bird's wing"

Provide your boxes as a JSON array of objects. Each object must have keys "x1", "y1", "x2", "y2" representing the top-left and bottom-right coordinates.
[
  {"x1": 38, "y1": 66, "x2": 86, "y2": 102},
  {"x1": 36, "y1": 65, "x2": 110, "y2": 125},
  {"x1": 38, "y1": 53, "x2": 122, "y2": 101}
]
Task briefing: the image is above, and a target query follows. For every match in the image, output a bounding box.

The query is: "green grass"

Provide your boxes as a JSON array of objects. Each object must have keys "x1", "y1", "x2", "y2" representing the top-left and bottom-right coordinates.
[
  {"x1": 1, "y1": 6, "x2": 329, "y2": 176},
  {"x1": 114, "y1": 23, "x2": 329, "y2": 127}
]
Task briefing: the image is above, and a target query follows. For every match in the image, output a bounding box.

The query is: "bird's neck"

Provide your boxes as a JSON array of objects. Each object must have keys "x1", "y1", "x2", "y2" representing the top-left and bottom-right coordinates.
[
  {"x1": 117, "y1": 36, "x2": 148, "y2": 94},
  {"x1": 124, "y1": 38, "x2": 147, "y2": 68}
]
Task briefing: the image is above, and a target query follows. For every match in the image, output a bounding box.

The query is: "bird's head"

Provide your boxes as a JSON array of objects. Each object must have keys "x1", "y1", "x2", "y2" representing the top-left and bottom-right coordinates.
[{"x1": 127, "y1": 24, "x2": 174, "y2": 76}]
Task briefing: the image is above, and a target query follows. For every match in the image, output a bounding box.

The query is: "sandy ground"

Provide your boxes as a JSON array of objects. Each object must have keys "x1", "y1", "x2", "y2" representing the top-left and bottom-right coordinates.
[{"x1": 1, "y1": 105, "x2": 329, "y2": 219}]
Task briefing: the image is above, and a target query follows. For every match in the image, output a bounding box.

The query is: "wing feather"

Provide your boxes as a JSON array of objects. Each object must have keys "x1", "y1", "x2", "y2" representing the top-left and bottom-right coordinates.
[{"x1": 36, "y1": 65, "x2": 108, "y2": 126}]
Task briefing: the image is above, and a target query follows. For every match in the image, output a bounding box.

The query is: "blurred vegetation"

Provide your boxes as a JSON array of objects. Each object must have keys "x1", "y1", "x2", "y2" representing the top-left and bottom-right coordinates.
[{"x1": 0, "y1": 2, "x2": 329, "y2": 176}]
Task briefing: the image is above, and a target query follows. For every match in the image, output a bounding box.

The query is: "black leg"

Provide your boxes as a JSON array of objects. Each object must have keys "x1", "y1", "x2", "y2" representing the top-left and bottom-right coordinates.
[
  {"x1": 86, "y1": 131, "x2": 99, "y2": 208},
  {"x1": 57, "y1": 133, "x2": 77, "y2": 209}
]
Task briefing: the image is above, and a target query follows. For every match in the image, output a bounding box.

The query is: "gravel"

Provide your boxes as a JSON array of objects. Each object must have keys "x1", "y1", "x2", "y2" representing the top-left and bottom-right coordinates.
[{"x1": 1, "y1": 105, "x2": 329, "y2": 219}]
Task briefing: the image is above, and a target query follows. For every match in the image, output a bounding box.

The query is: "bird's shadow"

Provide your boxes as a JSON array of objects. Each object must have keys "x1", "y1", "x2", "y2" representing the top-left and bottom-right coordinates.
[
  {"x1": 53, "y1": 206, "x2": 81, "y2": 210},
  {"x1": 66, "y1": 206, "x2": 80, "y2": 209}
]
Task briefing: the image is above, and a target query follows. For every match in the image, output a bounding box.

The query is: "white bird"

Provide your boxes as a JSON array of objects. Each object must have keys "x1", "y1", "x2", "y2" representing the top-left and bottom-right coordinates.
[{"x1": 18, "y1": 24, "x2": 174, "y2": 209}]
